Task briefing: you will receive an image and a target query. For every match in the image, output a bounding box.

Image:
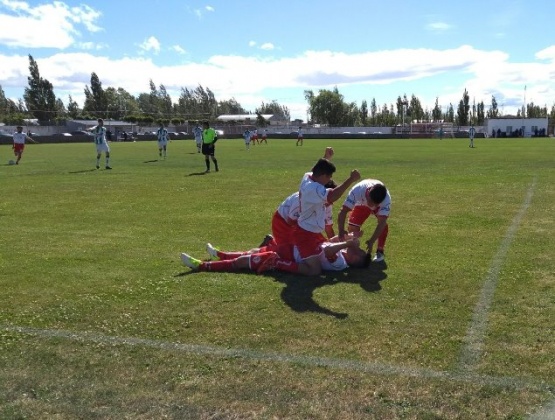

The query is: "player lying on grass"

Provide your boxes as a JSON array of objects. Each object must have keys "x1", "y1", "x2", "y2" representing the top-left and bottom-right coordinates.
[{"x1": 180, "y1": 233, "x2": 371, "y2": 275}]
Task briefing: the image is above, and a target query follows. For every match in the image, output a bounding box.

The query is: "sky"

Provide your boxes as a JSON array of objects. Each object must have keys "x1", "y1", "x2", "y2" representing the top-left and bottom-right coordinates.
[{"x1": 1, "y1": 0, "x2": 555, "y2": 122}]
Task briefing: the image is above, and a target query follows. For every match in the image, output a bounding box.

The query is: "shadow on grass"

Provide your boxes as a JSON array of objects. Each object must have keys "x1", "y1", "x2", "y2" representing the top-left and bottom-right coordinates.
[
  {"x1": 188, "y1": 171, "x2": 210, "y2": 176},
  {"x1": 143, "y1": 159, "x2": 159, "y2": 163},
  {"x1": 268, "y1": 263, "x2": 387, "y2": 319},
  {"x1": 175, "y1": 262, "x2": 387, "y2": 319},
  {"x1": 68, "y1": 168, "x2": 98, "y2": 174}
]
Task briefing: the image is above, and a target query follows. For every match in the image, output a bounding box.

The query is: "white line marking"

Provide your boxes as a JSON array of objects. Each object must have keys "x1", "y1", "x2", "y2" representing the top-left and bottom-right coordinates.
[
  {"x1": 457, "y1": 178, "x2": 537, "y2": 372},
  {"x1": 2, "y1": 324, "x2": 552, "y2": 393}
]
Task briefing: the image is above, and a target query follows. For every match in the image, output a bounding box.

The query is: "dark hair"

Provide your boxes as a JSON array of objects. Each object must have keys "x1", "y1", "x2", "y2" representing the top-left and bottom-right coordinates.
[
  {"x1": 369, "y1": 184, "x2": 387, "y2": 204},
  {"x1": 311, "y1": 158, "x2": 336, "y2": 177}
]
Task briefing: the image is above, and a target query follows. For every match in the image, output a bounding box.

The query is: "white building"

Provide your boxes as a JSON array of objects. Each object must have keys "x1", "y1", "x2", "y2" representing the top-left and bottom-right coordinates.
[{"x1": 485, "y1": 117, "x2": 548, "y2": 138}]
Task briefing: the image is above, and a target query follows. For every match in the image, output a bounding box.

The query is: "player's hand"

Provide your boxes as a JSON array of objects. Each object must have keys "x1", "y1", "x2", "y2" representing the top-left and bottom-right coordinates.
[
  {"x1": 324, "y1": 147, "x2": 334, "y2": 160},
  {"x1": 365, "y1": 239, "x2": 374, "y2": 253},
  {"x1": 347, "y1": 238, "x2": 360, "y2": 248},
  {"x1": 350, "y1": 169, "x2": 361, "y2": 182}
]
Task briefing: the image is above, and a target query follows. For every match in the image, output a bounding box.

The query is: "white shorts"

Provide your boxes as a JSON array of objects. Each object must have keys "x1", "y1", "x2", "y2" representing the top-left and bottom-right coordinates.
[
  {"x1": 195, "y1": 138, "x2": 202, "y2": 146},
  {"x1": 158, "y1": 140, "x2": 168, "y2": 148},
  {"x1": 96, "y1": 143, "x2": 110, "y2": 153}
]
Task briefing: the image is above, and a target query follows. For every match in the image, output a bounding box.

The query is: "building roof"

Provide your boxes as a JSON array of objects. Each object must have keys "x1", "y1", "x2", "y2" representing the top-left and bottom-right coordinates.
[{"x1": 216, "y1": 114, "x2": 274, "y2": 122}]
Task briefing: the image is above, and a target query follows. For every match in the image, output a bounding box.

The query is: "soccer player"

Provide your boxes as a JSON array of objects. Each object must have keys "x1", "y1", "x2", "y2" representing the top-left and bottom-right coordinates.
[
  {"x1": 268, "y1": 181, "x2": 337, "y2": 247},
  {"x1": 202, "y1": 121, "x2": 219, "y2": 173},
  {"x1": 337, "y1": 179, "x2": 391, "y2": 263},
  {"x1": 90, "y1": 118, "x2": 112, "y2": 169},
  {"x1": 12, "y1": 126, "x2": 36, "y2": 165},
  {"x1": 180, "y1": 234, "x2": 369, "y2": 275},
  {"x1": 193, "y1": 123, "x2": 203, "y2": 153},
  {"x1": 260, "y1": 129, "x2": 268, "y2": 144},
  {"x1": 156, "y1": 123, "x2": 170, "y2": 158},
  {"x1": 469, "y1": 125, "x2": 476, "y2": 148},
  {"x1": 243, "y1": 128, "x2": 251, "y2": 150},
  {"x1": 292, "y1": 147, "x2": 360, "y2": 276},
  {"x1": 296, "y1": 127, "x2": 303, "y2": 146}
]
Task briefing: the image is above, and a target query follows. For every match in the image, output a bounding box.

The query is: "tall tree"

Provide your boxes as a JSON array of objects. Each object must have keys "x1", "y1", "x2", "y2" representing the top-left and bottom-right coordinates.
[
  {"x1": 456, "y1": 88, "x2": 470, "y2": 126},
  {"x1": 359, "y1": 100, "x2": 368, "y2": 125},
  {"x1": 218, "y1": 98, "x2": 247, "y2": 115},
  {"x1": 486, "y1": 95, "x2": 499, "y2": 118},
  {"x1": 304, "y1": 86, "x2": 348, "y2": 126},
  {"x1": 67, "y1": 95, "x2": 80, "y2": 119},
  {"x1": 432, "y1": 97, "x2": 442, "y2": 122},
  {"x1": 83, "y1": 72, "x2": 108, "y2": 117},
  {"x1": 23, "y1": 54, "x2": 57, "y2": 124},
  {"x1": 256, "y1": 100, "x2": 290, "y2": 120},
  {"x1": 476, "y1": 101, "x2": 485, "y2": 124},
  {"x1": 369, "y1": 98, "x2": 377, "y2": 125}
]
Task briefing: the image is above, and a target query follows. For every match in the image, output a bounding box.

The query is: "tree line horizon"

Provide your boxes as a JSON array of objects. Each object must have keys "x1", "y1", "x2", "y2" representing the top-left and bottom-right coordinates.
[{"x1": 1, "y1": 55, "x2": 554, "y2": 127}]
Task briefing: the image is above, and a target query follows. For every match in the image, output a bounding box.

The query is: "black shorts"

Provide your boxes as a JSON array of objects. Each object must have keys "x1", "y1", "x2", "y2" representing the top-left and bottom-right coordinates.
[{"x1": 202, "y1": 143, "x2": 215, "y2": 156}]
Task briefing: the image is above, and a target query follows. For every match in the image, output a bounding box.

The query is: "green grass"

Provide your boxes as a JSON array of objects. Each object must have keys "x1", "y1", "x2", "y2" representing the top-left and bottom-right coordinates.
[{"x1": 0, "y1": 137, "x2": 554, "y2": 419}]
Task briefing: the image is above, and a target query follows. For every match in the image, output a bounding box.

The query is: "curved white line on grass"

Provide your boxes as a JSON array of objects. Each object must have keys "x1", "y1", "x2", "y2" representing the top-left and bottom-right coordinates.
[
  {"x1": 527, "y1": 399, "x2": 555, "y2": 420},
  {"x1": 457, "y1": 178, "x2": 537, "y2": 372},
  {"x1": 2, "y1": 324, "x2": 553, "y2": 393}
]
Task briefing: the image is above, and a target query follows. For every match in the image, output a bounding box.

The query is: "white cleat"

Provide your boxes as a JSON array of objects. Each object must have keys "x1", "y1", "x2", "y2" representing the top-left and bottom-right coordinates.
[
  {"x1": 206, "y1": 243, "x2": 220, "y2": 260},
  {"x1": 181, "y1": 253, "x2": 201, "y2": 270}
]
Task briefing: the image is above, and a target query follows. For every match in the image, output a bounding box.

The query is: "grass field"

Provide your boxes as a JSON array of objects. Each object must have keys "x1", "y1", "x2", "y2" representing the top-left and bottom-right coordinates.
[{"x1": 0, "y1": 137, "x2": 554, "y2": 419}]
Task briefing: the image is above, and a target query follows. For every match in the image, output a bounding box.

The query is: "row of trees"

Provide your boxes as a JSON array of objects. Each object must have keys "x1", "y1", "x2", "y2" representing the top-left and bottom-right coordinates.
[
  {"x1": 305, "y1": 87, "x2": 555, "y2": 127},
  {"x1": 0, "y1": 55, "x2": 291, "y2": 126},
  {"x1": 1, "y1": 54, "x2": 555, "y2": 127}
]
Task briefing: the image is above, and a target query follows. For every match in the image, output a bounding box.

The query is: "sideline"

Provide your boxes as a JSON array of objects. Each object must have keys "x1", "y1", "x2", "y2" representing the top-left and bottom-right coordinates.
[
  {"x1": 2, "y1": 323, "x2": 552, "y2": 394},
  {"x1": 457, "y1": 177, "x2": 537, "y2": 372}
]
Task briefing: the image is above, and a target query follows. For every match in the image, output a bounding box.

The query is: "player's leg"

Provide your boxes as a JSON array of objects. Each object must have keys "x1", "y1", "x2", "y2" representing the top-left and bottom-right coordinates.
[
  {"x1": 210, "y1": 148, "x2": 218, "y2": 172},
  {"x1": 96, "y1": 151, "x2": 101, "y2": 169},
  {"x1": 374, "y1": 220, "x2": 389, "y2": 262},
  {"x1": 105, "y1": 151, "x2": 112, "y2": 169}
]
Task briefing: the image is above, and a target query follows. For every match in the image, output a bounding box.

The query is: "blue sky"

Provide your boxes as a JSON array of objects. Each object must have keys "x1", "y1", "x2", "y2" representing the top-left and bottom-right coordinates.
[{"x1": 1, "y1": 0, "x2": 554, "y2": 121}]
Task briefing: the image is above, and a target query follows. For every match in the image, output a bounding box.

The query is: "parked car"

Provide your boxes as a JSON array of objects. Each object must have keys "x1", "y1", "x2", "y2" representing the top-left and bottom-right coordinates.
[
  {"x1": 178, "y1": 131, "x2": 188, "y2": 136},
  {"x1": 70, "y1": 130, "x2": 92, "y2": 136},
  {"x1": 53, "y1": 133, "x2": 73, "y2": 137},
  {"x1": 216, "y1": 129, "x2": 224, "y2": 136}
]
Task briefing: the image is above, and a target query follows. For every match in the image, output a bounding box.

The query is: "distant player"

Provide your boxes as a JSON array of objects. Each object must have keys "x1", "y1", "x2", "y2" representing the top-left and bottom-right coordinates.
[
  {"x1": 202, "y1": 121, "x2": 219, "y2": 173},
  {"x1": 296, "y1": 127, "x2": 303, "y2": 146},
  {"x1": 469, "y1": 125, "x2": 476, "y2": 148},
  {"x1": 193, "y1": 123, "x2": 203, "y2": 153},
  {"x1": 12, "y1": 126, "x2": 36, "y2": 165},
  {"x1": 157, "y1": 123, "x2": 170, "y2": 158},
  {"x1": 243, "y1": 129, "x2": 251, "y2": 150},
  {"x1": 260, "y1": 128, "x2": 268, "y2": 144},
  {"x1": 90, "y1": 118, "x2": 112, "y2": 169}
]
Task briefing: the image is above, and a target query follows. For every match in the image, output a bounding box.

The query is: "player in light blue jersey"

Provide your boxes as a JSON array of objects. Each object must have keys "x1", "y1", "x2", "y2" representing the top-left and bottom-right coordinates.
[
  {"x1": 469, "y1": 125, "x2": 476, "y2": 148},
  {"x1": 157, "y1": 123, "x2": 170, "y2": 158},
  {"x1": 243, "y1": 129, "x2": 251, "y2": 150},
  {"x1": 90, "y1": 118, "x2": 111, "y2": 169},
  {"x1": 193, "y1": 124, "x2": 203, "y2": 153}
]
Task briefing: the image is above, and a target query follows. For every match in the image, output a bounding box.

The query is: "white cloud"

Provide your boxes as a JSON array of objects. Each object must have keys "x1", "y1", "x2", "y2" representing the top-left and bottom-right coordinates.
[
  {"x1": 206, "y1": 6, "x2": 215, "y2": 12},
  {"x1": 260, "y1": 43, "x2": 275, "y2": 51},
  {"x1": 139, "y1": 36, "x2": 161, "y2": 54},
  {"x1": 249, "y1": 41, "x2": 256, "y2": 47},
  {"x1": 170, "y1": 45, "x2": 186, "y2": 55},
  {"x1": 2, "y1": 44, "x2": 555, "y2": 120},
  {"x1": 426, "y1": 22, "x2": 451, "y2": 32},
  {"x1": 0, "y1": 0, "x2": 102, "y2": 49}
]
